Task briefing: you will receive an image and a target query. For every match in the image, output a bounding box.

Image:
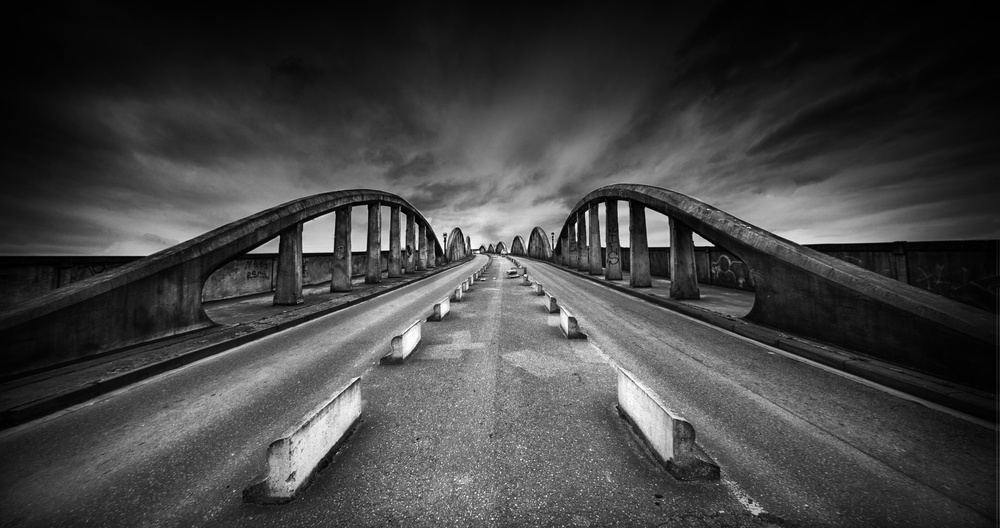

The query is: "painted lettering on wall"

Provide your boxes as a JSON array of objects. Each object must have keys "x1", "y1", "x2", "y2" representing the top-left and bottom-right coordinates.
[{"x1": 245, "y1": 260, "x2": 270, "y2": 281}]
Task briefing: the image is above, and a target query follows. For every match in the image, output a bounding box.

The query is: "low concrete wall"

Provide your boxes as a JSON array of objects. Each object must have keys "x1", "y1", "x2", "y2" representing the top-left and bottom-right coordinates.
[
  {"x1": 594, "y1": 239, "x2": 996, "y2": 312},
  {"x1": 382, "y1": 320, "x2": 421, "y2": 364},
  {"x1": 243, "y1": 377, "x2": 362, "y2": 504}
]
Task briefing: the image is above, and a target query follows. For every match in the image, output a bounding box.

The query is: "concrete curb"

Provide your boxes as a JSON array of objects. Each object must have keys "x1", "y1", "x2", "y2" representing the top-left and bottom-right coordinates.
[
  {"x1": 427, "y1": 296, "x2": 451, "y2": 322},
  {"x1": 525, "y1": 257, "x2": 997, "y2": 422},
  {"x1": 243, "y1": 377, "x2": 362, "y2": 504},
  {"x1": 533, "y1": 281, "x2": 544, "y2": 296},
  {"x1": 558, "y1": 304, "x2": 587, "y2": 339},
  {"x1": 382, "y1": 320, "x2": 422, "y2": 364},
  {"x1": 521, "y1": 274, "x2": 531, "y2": 286},
  {"x1": 452, "y1": 287, "x2": 463, "y2": 302},
  {"x1": 617, "y1": 367, "x2": 720, "y2": 481},
  {"x1": 543, "y1": 291, "x2": 559, "y2": 314},
  {"x1": 0, "y1": 257, "x2": 476, "y2": 430}
]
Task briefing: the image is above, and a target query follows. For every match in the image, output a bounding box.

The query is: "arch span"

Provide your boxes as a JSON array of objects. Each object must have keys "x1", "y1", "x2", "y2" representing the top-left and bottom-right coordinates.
[
  {"x1": 446, "y1": 227, "x2": 471, "y2": 262},
  {"x1": 527, "y1": 226, "x2": 552, "y2": 260},
  {"x1": 0, "y1": 189, "x2": 444, "y2": 375},
  {"x1": 487, "y1": 243, "x2": 496, "y2": 254},
  {"x1": 495, "y1": 241, "x2": 508, "y2": 255},
  {"x1": 556, "y1": 184, "x2": 994, "y2": 389},
  {"x1": 510, "y1": 236, "x2": 526, "y2": 256}
]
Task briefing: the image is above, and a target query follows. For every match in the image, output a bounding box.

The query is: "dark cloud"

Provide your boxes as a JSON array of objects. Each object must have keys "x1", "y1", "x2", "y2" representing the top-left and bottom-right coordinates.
[{"x1": 265, "y1": 56, "x2": 324, "y2": 101}]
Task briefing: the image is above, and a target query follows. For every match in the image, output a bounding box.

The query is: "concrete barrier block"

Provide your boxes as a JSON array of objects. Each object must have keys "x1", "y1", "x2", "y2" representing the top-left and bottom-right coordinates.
[
  {"x1": 617, "y1": 367, "x2": 719, "y2": 481},
  {"x1": 382, "y1": 320, "x2": 422, "y2": 364},
  {"x1": 558, "y1": 304, "x2": 587, "y2": 339},
  {"x1": 462, "y1": 278, "x2": 470, "y2": 292},
  {"x1": 452, "y1": 287, "x2": 463, "y2": 302},
  {"x1": 427, "y1": 296, "x2": 451, "y2": 322},
  {"x1": 543, "y1": 291, "x2": 558, "y2": 313},
  {"x1": 521, "y1": 274, "x2": 531, "y2": 285},
  {"x1": 243, "y1": 377, "x2": 362, "y2": 504},
  {"x1": 534, "y1": 282, "x2": 544, "y2": 296}
]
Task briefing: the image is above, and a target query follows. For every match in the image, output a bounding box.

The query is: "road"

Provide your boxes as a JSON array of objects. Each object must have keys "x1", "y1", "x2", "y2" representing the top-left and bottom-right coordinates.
[{"x1": 0, "y1": 254, "x2": 994, "y2": 527}]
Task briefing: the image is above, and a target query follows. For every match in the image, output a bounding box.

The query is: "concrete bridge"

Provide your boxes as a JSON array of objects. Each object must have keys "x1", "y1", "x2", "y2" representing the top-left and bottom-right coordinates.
[{"x1": 0, "y1": 185, "x2": 995, "y2": 527}]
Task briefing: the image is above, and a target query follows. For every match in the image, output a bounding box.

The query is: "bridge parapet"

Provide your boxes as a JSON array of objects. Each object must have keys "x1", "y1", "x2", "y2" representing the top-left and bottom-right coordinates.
[
  {"x1": 0, "y1": 189, "x2": 453, "y2": 376},
  {"x1": 551, "y1": 184, "x2": 995, "y2": 390}
]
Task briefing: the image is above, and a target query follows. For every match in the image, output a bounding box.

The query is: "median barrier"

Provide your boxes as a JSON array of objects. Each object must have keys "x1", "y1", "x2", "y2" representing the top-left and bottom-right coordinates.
[
  {"x1": 462, "y1": 278, "x2": 470, "y2": 292},
  {"x1": 616, "y1": 367, "x2": 720, "y2": 481},
  {"x1": 427, "y1": 296, "x2": 451, "y2": 322},
  {"x1": 543, "y1": 291, "x2": 558, "y2": 313},
  {"x1": 452, "y1": 287, "x2": 463, "y2": 302},
  {"x1": 558, "y1": 304, "x2": 587, "y2": 339},
  {"x1": 381, "y1": 320, "x2": 422, "y2": 364},
  {"x1": 534, "y1": 282, "x2": 544, "y2": 296},
  {"x1": 243, "y1": 377, "x2": 362, "y2": 504},
  {"x1": 521, "y1": 274, "x2": 531, "y2": 286}
]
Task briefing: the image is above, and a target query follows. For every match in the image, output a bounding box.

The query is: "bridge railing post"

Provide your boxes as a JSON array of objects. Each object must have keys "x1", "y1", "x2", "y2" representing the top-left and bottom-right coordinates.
[
  {"x1": 629, "y1": 201, "x2": 652, "y2": 288},
  {"x1": 273, "y1": 223, "x2": 304, "y2": 305},
  {"x1": 331, "y1": 206, "x2": 352, "y2": 291},
  {"x1": 605, "y1": 199, "x2": 623, "y2": 280},
  {"x1": 669, "y1": 217, "x2": 700, "y2": 299}
]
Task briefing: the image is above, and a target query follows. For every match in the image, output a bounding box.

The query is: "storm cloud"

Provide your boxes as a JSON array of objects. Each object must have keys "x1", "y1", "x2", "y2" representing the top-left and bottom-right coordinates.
[{"x1": 1, "y1": 2, "x2": 996, "y2": 255}]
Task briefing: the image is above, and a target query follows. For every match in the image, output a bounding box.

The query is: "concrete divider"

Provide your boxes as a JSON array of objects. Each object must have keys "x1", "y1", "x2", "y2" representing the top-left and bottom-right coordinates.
[
  {"x1": 382, "y1": 319, "x2": 422, "y2": 364},
  {"x1": 616, "y1": 367, "x2": 720, "y2": 481},
  {"x1": 558, "y1": 304, "x2": 587, "y2": 339},
  {"x1": 462, "y1": 278, "x2": 470, "y2": 292},
  {"x1": 543, "y1": 291, "x2": 558, "y2": 313},
  {"x1": 243, "y1": 377, "x2": 362, "y2": 504},
  {"x1": 521, "y1": 274, "x2": 531, "y2": 286},
  {"x1": 534, "y1": 282, "x2": 544, "y2": 296},
  {"x1": 427, "y1": 296, "x2": 451, "y2": 322},
  {"x1": 452, "y1": 287, "x2": 463, "y2": 302}
]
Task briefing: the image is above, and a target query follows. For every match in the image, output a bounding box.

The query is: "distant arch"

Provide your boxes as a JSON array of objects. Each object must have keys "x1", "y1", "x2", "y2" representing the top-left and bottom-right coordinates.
[
  {"x1": 510, "y1": 235, "x2": 526, "y2": 256},
  {"x1": 0, "y1": 189, "x2": 444, "y2": 375},
  {"x1": 526, "y1": 226, "x2": 552, "y2": 260},
  {"x1": 495, "y1": 241, "x2": 508, "y2": 255},
  {"x1": 446, "y1": 227, "x2": 470, "y2": 262},
  {"x1": 487, "y1": 243, "x2": 496, "y2": 254},
  {"x1": 478, "y1": 244, "x2": 487, "y2": 254}
]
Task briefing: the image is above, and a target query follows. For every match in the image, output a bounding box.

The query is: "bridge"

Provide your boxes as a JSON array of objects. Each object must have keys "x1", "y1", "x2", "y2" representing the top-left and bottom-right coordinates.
[{"x1": 0, "y1": 185, "x2": 995, "y2": 527}]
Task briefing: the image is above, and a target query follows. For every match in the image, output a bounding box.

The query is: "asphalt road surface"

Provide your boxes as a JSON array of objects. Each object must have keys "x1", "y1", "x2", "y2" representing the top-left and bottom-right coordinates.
[{"x1": 0, "y1": 254, "x2": 994, "y2": 527}]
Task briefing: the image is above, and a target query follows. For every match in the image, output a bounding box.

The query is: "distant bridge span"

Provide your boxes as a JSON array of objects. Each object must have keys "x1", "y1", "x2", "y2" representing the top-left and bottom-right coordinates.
[
  {"x1": 550, "y1": 184, "x2": 994, "y2": 389},
  {"x1": 0, "y1": 190, "x2": 452, "y2": 375}
]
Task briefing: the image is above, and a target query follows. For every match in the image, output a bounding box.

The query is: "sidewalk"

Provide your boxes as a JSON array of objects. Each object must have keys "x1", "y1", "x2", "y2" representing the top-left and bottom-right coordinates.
[
  {"x1": 520, "y1": 257, "x2": 997, "y2": 423},
  {"x1": 0, "y1": 260, "x2": 472, "y2": 429}
]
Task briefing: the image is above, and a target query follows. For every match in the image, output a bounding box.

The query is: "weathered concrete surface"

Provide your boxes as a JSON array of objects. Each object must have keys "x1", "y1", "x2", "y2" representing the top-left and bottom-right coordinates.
[
  {"x1": 405, "y1": 213, "x2": 416, "y2": 273},
  {"x1": 617, "y1": 367, "x2": 719, "y2": 481},
  {"x1": 558, "y1": 304, "x2": 587, "y2": 339},
  {"x1": 388, "y1": 205, "x2": 402, "y2": 278},
  {"x1": 243, "y1": 377, "x2": 362, "y2": 504},
  {"x1": 417, "y1": 223, "x2": 428, "y2": 271},
  {"x1": 577, "y1": 210, "x2": 590, "y2": 271},
  {"x1": 452, "y1": 286, "x2": 463, "y2": 302},
  {"x1": 629, "y1": 201, "x2": 652, "y2": 288},
  {"x1": 427, "y1": 296, "x2": 451, "y2": 322},
  {"x1": 383, "y1": 320, "x2": 423, "y2": 364},
  {"x1": 366, "y1": 203, "x2": 382, "y2": 284},
  {"x1": 589, "y1": 202, "x2": 602, "y2": 275},
  {"x1": 605, "y1": 199, "x2": 623, "y2": 281},
  {"x1": 332, "y1": 207, "x2": 352, "y2": 292},
  {"x1": 568, "y1": 184, "x2": 996, "y2": 390},
  {"x1": 510, "y1": 235, "x2": 526, "y2": 256},
  {"x1": 0, "y1": 190, "x2": 443, "y2": 377},
  {"x1": 273, "y1": 224, "x2": 304, "y2": 305},
  {"x1": 668, "y1": 217, "x2": 700, "y2": 300},
  {"x1": 543, "y1": 291, "x2": 559, "y2": 313}
]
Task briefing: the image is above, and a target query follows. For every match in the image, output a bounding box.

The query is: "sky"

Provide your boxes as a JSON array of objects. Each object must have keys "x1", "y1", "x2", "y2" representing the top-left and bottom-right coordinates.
[{"x1": 2, "y1": 2, "x2": 997, "y2": 256}]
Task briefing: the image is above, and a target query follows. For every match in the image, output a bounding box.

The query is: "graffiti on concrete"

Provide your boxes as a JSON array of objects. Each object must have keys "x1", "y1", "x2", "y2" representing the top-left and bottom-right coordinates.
[
  {"x1": 912, "y1": 264, "x2": 997, "y2": 313},
  {"x1": 711, "y1": 254, "x2": 754, "y2": 290},
  {"x1": 245, "y1": 260, "x2": 270, "y2": 281}
]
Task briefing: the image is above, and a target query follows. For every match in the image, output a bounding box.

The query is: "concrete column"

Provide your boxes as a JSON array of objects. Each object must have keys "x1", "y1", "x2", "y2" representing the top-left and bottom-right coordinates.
[
  {"x1": 426, "y1": 229, "x2": 437, "y2": 268},
  {"x1": 405, "y1": 213, "x2": 416, "y2": 273},
  {"x1": 331, "y1": 207, "x2": 352, "y2": 292},
  {"x1": 605, "y1": 199, "x2": 623, "y2": 280},
  {"x1": 669, "y1": 217, "x2": 700, "y2": 299},
  {"x1": 416, "y1": 223, "x2": 427, "y2": 271},
  {"x1": 577, "y1": 211, "x2": 589, "y2": 271},
  {"x1": 566, "y1": 221, "x2": 577, "y2": 267},
  {"x1": 629, "y1": 201, "x2": 651, "y2": 288},
  {"x1": 466, "y1": 236, "x2": 471, "y2": 258},
  {"x1": 273, "y1": 223, "x2": 304, "y2": 305},
  {"x1": 366, "y1": 203, "x2": 381, "y2": 284},
  {"x1": 388, "y1": 205, "x2": 402, "y2": 278},
  {"x1": 588, "y1": 202, "x2": 602, "y2": 275}
]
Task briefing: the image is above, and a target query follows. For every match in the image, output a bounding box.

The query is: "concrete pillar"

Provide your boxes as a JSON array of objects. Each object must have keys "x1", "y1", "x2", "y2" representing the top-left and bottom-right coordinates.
[
  {"x1": 605, "y1": 199, "x2": 622, "y2": 280},
  {"x1": 366, "y1": 203, "x2": 381, "y2": 284},
  {"x1": 566, "y1": 221, "x2": 577, "y2": 267},
  {"x1": 629, "y1": 201, "x2": 651, "y2": 288},
  {"x1": 466, "y1": 236, "x2": 471, "y2": 258},
  {"x1": 405, "y1": 213, "x2": 416, "y2": 273},
  {"x1": 577, "y1": 211, "x2": 589, "y2": 271},
  {"x1": 892, "y1": 241, "x2": 909, "y2": 284},
  {"x1": 388, "y1": 205, "x2": 402, "y2": 278},
  {"x1": 417, "y1": 223, "x2": 427, "y2": 271},
  {"x1": 426, "y1": 228, "x2": 437, "y2": 268},
  {"x1": 331, "y1": 207, "x2": 352, "y2": 292},
  {"x1": 669, "y1": 217, "x2": 700, "y2": 299},
  {"x1": 588, "y1": 203, "x2": 602, "y2": 275},
  {"x1": 273, "y1": 223, "x2": 304, "y2": 305}
]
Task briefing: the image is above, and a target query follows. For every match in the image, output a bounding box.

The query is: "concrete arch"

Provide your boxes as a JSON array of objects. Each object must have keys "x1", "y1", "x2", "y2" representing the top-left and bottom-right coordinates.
[
  {"x1": 510, "y1": 235, "x2": 526, "y2": 256},
  {"x1": 558, "y1": 184, "x2": 994, "y2": 388},
  {"x1": 0, "y1": 189, "x2": 444, "y2": 375},
  {"x1": 495, "y1": 241, "x2": 508, "y2": 255},
  {"x1": 487, "y1": 244, "x2": 496, "y2": 254},
  {"x1": 446, "y1": 227, "x2": 470, "y2": 263},
  {"x1": 478, "y1": 245, "x2": 487, "y2": 254},
  {"x1": 527, "y1": 226, "x2": 552, "y2": 260}
]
